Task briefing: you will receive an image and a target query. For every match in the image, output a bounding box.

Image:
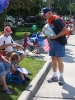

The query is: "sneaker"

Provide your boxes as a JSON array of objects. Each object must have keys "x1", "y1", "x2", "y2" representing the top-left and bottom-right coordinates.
[
  {"x1": 47, "y1": 76, "x2": 58, "y2": 83},
  {"x1": 58, "y1": 77, "x2": 64, "y2": 85},
  {"x1": 22, "y1": 80, "x2": 27, "y2": 83},
  {"x1": 25, "y1": 77, "x2": 30, "y2": 82}
]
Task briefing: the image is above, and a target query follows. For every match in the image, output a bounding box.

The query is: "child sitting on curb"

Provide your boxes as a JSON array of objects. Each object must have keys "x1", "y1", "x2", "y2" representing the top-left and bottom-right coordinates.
[{"x1": 9, "y1": 52, "x2": 30, "y2": 83}]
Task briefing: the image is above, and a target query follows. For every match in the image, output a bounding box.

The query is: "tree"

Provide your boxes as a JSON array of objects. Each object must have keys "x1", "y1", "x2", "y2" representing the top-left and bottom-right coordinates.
[
  {"x1": 5, "y1": 0, "x2": 42, "y2": 19},
  {"x1": 50, "y1": 0, "x2": 75, "y2": 16},
  {"x1": 3, "y1": 0, "x2": 75, "y2": 21}
]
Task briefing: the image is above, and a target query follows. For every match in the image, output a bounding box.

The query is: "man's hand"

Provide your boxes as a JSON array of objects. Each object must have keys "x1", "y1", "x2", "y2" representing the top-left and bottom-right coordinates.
[
  {"x1": 7, "y1": 43, "x2": 13, "y2": 47},
  {"x1": 21, "y1": 46, "x2": 25, "y2": 51},
  {"x1": 50, "y1": 36, "x2": 57, "y2": 39}
]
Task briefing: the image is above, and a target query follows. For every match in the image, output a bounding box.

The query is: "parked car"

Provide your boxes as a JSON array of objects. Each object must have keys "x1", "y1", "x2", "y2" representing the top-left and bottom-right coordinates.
[
  {"x1": 24, "y1": 16, "x2": 45, "y2": 27},
  {"x1": 24, "y1": 16, "x2": 37, "y2": 26},
  {"x1": 5, "y1": 15, "x2": 17, "y2": 28}
]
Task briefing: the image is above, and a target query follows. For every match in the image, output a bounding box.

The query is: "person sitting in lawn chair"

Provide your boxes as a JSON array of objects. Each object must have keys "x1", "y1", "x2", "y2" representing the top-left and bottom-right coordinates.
[
  {"x1": 9, "y1": 52, "x2": 30, "y2": 83},
  {"x1": 22, "y1": 31, "x2": 40, "y2": 54}
]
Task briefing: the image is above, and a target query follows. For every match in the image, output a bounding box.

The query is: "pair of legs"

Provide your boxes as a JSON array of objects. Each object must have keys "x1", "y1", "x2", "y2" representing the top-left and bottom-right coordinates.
[
  {"x1": 19, "y1": 73, "x2": 30, "y2": 82},
  {"x1": 48, "y1": 40, "x2": 65, "y2": 84},
  {"x1": 12, "y1": 70, "x2": 30, "y2": 83},
  {"x1": 52, "y1": 56, "x2": 64, "y2": 77},
  {"x1": 19, "y1": 73, "x2": 28, "y2": 81},
  {"x1": 0, "y1": 62, "x2": 12, "y2": 94},
  {"x1": 49, "y1": 40, "x2": 65, "y2": 76},
  {"x1": 0, "y1": 75, "x2": 8, "y2": 90}
]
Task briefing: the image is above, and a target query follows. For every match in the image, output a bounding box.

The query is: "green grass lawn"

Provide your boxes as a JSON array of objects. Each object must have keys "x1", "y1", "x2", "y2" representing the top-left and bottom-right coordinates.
[
  {"x1": 0, "y1": 26, "x2": 45, "y2": 100},
  {"x1": 0, "y1": 57, "x2": 45, "y2": 100},
  {"x1": 12, "y1": 26, "x2": 42, "y2": 40},
  {"x1": 16, "y1": 26, "x2": 42, "y2": 32}
]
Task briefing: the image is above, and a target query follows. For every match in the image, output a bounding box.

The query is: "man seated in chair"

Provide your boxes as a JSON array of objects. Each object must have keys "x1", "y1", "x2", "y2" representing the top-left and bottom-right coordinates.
[{"x1": 0, "y1": 26, "x2": 25, "y2": 62}]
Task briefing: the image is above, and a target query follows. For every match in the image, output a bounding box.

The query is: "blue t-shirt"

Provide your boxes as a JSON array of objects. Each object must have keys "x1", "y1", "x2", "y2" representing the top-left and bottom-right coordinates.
[
  {"x1": 51, "y1": 18, "x2": 67, "y2": 45},
  {"x1": 52, "y1": 18, "x2": 65, "y2": 35}
]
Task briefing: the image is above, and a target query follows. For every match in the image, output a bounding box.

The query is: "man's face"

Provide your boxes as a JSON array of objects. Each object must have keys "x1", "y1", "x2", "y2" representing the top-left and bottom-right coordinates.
[
  {"x1": 4, "y1": 32, "x2": 11, "y2": 37},
  {"x1": 44, "y1": 11, "x2": 52, "y2": 20}
]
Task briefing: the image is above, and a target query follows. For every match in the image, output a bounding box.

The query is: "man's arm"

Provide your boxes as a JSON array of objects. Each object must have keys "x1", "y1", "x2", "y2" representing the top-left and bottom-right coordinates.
[
  {"x1": 50, "y1": 26, "x2": 66, "y2": 39},
  {"x1": 55, "y1": 26, "x2": 67, "y2": 38},
  {"x1": 16, "y1": 43, "x2": 24, "y2": 50},
  {"x1": 13, "y1": 42, "x2": 24, "y2": 51},
  {"x1": 0, "y1": 43, "x2": 13, "y2": 50}
]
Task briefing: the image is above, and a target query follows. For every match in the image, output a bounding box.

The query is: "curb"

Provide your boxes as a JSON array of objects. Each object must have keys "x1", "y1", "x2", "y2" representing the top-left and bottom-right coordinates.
[{"x1": 18, "y1": 59, "x2": 52, "y2": 100}]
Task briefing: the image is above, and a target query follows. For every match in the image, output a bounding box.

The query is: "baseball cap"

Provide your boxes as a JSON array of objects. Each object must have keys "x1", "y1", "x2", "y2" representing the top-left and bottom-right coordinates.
[
  {"x1": 41, "y1": 7, "x2": 51, "y2": 15},
  {"x1": 4, "y1": 26, "x2": 12, "y2": 34}
]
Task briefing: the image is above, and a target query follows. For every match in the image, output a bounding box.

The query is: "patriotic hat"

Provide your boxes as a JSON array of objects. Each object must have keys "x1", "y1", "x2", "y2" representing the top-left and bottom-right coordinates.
[{"x1": 4, "y1": 26, "x2": 12, "y2": 34}]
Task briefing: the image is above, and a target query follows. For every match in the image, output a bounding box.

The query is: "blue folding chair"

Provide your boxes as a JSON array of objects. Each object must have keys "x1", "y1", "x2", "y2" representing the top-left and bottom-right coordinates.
[{"x1": 6, "y1": 72, "x2": 22, "y2": 84}]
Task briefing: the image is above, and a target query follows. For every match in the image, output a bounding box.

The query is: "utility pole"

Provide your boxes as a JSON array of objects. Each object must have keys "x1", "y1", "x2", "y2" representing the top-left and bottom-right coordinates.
[
  {"x1": 46, "y1": 0, "x2": 50, "y2": 8},
  {"x1": 69, "y1": 0, "x2": 71, "y2": 19}
]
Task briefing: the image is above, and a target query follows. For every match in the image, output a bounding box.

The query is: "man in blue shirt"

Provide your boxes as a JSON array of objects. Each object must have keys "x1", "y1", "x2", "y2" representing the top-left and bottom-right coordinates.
[{"x1": 41, "y1": 7, "x2": 67, "y2": 85}]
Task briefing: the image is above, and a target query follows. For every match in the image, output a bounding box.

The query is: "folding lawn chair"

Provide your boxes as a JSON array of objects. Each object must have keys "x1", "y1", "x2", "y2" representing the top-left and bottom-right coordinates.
[{"x1": 22, "y1": 32, "x2": 41, "y2": 56}]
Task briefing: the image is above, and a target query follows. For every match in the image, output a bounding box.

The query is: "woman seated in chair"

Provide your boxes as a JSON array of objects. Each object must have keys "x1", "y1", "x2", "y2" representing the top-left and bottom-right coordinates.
[{"x1": 0, "y1": 53, "x2": 12, "y2": 94}]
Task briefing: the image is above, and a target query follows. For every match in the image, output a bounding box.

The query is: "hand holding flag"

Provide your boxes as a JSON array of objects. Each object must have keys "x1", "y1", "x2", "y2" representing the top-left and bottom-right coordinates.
[{"x1": 38, "y1": 37, "x2": 50, "y2": 52}]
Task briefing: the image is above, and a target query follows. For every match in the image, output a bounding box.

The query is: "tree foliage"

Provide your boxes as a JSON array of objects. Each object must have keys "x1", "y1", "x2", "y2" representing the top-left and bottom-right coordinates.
[
  {"x1": 5, "y1": 0, "x2": 42, "y2": 18},
  {"x1": 0, "y1": 0, "x2": 75, "y2": 20},
  {"x1": 50, "y1": 0, "x2": 75, "y2": 15}
]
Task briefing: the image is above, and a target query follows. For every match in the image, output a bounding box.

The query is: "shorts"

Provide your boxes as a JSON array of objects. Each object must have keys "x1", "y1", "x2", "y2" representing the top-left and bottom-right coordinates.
[
  {"x1": 49, "y1": 40, "x2": 65, "y2": 57},
  {"x1": 0, "y1": 61, "x2": 10, "y2": 76},
  {"x1": 12, "y1": 50, "x2": 23, "y2": 56}
]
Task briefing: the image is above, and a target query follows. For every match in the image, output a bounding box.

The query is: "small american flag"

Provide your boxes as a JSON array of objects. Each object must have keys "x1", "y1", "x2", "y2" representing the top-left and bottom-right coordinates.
[{"x1": 39, "y1": 39, "x2": 50, "y2": 52}]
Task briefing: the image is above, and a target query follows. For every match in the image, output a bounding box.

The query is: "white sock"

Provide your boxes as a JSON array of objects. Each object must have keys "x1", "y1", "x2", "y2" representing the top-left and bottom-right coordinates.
[
  {"x1": 60, "y1": 73, "x2": 63, "y2": 77},
  {"x1": 52, "y1": 72, "x2": 57, "y2": 77}
]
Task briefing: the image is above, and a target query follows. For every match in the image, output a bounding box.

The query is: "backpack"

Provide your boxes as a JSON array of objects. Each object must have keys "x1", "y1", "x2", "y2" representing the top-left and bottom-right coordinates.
[{"x1": 60, "y1": 18, "x2": 70, "y2": 36}]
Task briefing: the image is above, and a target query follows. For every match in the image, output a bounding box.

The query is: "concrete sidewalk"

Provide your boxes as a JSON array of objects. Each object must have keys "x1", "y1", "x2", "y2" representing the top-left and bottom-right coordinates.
[
  {"x1": 33, "y1": 35, "x2": 75, "y2": 100},
  {"x1": 17, "y1": 35, "x2": 75, "y2": 100}
]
